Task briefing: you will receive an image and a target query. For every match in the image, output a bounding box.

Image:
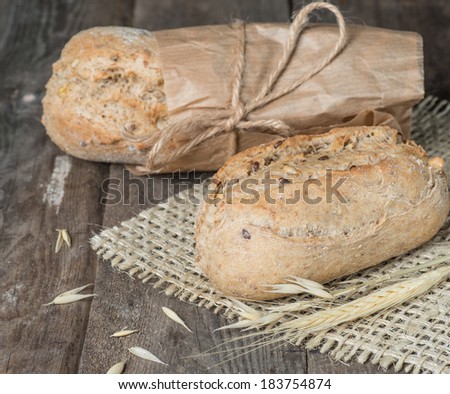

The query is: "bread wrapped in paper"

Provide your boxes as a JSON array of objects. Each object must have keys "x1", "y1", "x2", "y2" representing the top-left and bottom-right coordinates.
[{"x1": 42, "y1": 5, "x2": 423, "y2": 173}]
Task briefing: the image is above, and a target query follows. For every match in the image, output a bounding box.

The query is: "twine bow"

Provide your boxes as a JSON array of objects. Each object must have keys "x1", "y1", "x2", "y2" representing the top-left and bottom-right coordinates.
[{"x1": 134, "y1": 2, "x2": 346, "y2": 173}]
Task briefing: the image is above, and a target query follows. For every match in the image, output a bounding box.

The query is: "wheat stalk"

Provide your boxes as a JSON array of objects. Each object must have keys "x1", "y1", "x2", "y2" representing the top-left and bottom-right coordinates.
[
  {"x1": 279, "y1": 266, "x2": 450, "y2": 335},
  {"x1": 223, "y1": 257, "x2": 450, "y2": 330},
  {"x1": 220, "y1": 266, "x2": 450, "y2": 336}
]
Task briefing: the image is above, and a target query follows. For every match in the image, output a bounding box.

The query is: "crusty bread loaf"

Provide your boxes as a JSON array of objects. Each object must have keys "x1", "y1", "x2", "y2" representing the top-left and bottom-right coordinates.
[
  {"x1": 195, "y1": 126, "x2": 450, "y2": 300},
  {"x1": 42, "y1": 27, "x2": 168, "y2": 165},
  {"x1": 42, "y1": 25, "x2": 424, "y2": 173}
]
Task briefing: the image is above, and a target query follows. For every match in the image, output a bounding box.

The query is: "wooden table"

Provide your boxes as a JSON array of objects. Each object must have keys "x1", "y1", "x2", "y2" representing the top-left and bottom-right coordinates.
[{"x1": 1, "y1": 0, "x2": 449, "y2": 374}]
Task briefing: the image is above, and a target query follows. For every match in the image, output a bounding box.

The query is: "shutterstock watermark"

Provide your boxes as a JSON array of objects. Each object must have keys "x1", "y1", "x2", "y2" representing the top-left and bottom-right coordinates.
[{"x1": 100, "y1": 169, "x2": 348, "y2": 206}]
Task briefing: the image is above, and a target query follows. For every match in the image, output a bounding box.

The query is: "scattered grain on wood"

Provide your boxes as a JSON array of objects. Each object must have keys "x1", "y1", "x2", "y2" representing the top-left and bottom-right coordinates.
[
  {"x1": 162, "y1": 307, "x2": 192, "y2": 332},
  {"x1": 128, "y1": 347, "x2": 168, "y2": 365},
  {"x1": 106, "y1": 361, "x2": 125, "y2": 374}
]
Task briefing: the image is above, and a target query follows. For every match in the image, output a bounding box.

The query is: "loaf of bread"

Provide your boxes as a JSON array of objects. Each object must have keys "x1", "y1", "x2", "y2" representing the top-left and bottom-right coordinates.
[
  {"x1": 42, "y1": 25, "x2": 424, "y2": 173},
  {"x1": 42, "y1": 27, "x2": 168, "y2": 166},
  {"x1": 195, "y1": 126, "x2": 450, "y2": 300}
]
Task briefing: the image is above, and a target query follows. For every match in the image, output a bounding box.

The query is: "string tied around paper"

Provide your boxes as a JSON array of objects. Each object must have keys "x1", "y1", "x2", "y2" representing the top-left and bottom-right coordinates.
[{"x1": 131, "y1": 2, "x2": 347, "y2": 173}]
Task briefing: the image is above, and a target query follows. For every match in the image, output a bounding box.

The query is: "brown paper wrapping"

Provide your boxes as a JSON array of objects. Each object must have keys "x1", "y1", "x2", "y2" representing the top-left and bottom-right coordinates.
[{"x1": 148, "y1": 23, "x2": 423, "y2": 173}]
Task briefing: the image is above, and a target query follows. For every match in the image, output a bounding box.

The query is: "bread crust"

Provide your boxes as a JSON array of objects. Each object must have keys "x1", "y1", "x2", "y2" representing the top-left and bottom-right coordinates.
[
  {"x1": 194, "y1": 126, "x2": 450, "y2": 300},
  {"x1": 42, "y1": 26, "x2": 167, "y2": 165}
]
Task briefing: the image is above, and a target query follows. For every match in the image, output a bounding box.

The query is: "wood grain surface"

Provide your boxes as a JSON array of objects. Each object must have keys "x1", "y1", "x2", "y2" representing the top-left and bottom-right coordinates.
[
  {"x1": 0, "y1": 0, "x2": 134, "y2": 374},
  {"x1": 1, "y1": 0, "x2": 448, "y2": 374}
]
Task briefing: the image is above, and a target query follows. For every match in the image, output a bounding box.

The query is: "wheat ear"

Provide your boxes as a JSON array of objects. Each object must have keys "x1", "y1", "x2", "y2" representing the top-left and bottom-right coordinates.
[
  {"x1": 276, "y1": 266, "x2": 450, "y2": 336},
  {"x1": 219, "y1": 266, "x2": 450, "y2": 335},
  {"x1": 211, "y1": 266, "x2": 450, "y2": 363}
]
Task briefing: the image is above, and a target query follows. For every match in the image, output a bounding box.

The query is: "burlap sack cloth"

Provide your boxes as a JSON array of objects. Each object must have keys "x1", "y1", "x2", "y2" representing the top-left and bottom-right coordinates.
[{"x1": 92, "y1": 96, "x2": 450, "y2": 374}]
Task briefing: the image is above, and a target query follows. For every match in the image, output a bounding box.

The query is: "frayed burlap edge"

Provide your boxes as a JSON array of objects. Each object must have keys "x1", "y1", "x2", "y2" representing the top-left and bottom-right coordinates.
[{"x1": 92, "y1": 96, "x2": 450, "y2": 374}]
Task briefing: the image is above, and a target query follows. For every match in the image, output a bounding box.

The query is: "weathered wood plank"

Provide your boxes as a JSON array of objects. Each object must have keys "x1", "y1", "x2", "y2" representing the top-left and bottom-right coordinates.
[
  {"x1": 0, "y1": 0, "x2": 134, "y2": 373},
  {"x1": 133, "y1": 0, "x2": 291, "y2": 30}
]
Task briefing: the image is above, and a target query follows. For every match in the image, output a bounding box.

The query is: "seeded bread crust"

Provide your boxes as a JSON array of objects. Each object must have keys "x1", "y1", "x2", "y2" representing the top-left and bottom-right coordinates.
[
  {"x1": 194, "y1": 126, "x2": 450, "y2": 300},
  {"x1": 42, "y1": 26, "x2": 168, "y2": 165}
]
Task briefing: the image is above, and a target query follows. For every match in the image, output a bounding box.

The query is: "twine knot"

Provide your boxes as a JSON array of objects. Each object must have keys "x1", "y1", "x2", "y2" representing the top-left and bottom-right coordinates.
[
  {"x1": 225, "y1": 102, "x2": 246, "y2": 134},
  {"x1": 131, "y1": 2, "x2": 347, "y2": 173}
]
